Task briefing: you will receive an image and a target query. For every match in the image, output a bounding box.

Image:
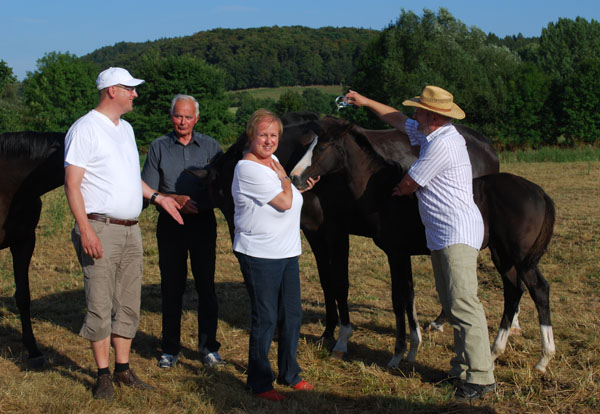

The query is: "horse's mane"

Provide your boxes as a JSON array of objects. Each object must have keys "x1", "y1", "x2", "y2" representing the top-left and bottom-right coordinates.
[
  {"x1": 0, "y1": 132, "x2": 65, "y2": 161},
  {"x1": 320, "y1": 117, "x2": 398, "y2": 168}
]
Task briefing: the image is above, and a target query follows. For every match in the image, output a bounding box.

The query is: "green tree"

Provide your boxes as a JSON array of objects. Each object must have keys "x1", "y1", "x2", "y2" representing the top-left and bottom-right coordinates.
[
  {"x1": 500, "y1": 63, "x2": 552, "y2": 149},
  {"x1": 276, "y1": 90, "x2": 305, "y2": 115},
  {"x1": 559, "y1": 56, "x2": 600, "y2": 144},
  {"x1": 0, "y1": 60, "x2": 26, "y2": 132},
  {"x1": 536, "y1": 17, "x2": 600, "y2": 144},
  {"x1": 302, "y1": 89, "x2": 337, "y2": 116},
  {"x1": 346, "y1": 8, "x2": 521, "y2": 140},
  {"x1": 127, "y1": 53, "x2": 236, "y2": 147},
  {"x1": 22, "y1": 52, "x2": 98, "y2": 131},
  {"x1": 234, "y1": 92, "x2": 277, "y2": 135},
  {"x1": 0, "y1": 60, "x2": 16, "y2": 91}
]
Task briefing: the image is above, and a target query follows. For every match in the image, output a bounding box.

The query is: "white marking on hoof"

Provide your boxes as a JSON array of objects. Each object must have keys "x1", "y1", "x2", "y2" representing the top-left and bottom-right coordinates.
[
  {"x1": 425, "y1": 320, "x2": 444, "y2": 332},
  {"x1": 491, "y1": 328, "x2": 510, "y2": 361},
  {"x1": 406, "y1": 327, "x2": 422, "y2": 362},
  {"x1": 332, "y1": 324, "x2": 353, "y2": 354},
  {"x1": 510, "y1": 309, "x2": 522, "y2": 336},
  {"x1": 535, "y1": 325, "x2": 555, "y2": 373}
]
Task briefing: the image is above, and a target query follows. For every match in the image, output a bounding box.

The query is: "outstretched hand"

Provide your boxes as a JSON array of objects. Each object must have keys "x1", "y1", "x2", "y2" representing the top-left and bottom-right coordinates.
[
  {"x1": 165, "y1": 194, "x2": 198, "y2": 215},
  {"x1": 299, "y1": 176, "x2": 321, "y2": 193},
  {"x1": 157, "y1": 196, "x2": 185, "y2": 224},
  {"x1": 345, "y1": 90, "x2": 369, "y2": 107}
]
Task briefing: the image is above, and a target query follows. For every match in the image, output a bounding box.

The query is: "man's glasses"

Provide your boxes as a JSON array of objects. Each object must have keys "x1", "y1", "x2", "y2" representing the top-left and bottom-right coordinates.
[{"x1": 115, "y1": 85, "x2": 136, "y2": 92}]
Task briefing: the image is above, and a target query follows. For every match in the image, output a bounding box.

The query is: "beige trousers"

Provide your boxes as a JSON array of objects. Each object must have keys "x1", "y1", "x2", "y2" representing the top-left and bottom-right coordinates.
[{"x1": 431, "y1": 244, "x2": 495, "y2": 385}]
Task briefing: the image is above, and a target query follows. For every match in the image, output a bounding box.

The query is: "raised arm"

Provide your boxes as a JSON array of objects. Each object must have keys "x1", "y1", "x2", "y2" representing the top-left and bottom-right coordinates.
[{"x1": 345, "y1": 90, "x2": 410, "y2": 133}]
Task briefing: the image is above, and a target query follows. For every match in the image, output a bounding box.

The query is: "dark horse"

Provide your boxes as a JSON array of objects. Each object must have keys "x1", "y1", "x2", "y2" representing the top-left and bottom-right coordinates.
[
  {"x1": 0, "y1": 131, "x2": 65, "y2": 368},
  {"x1": 193, "y1": 113, "x2": 501, "y2": 368},
  {"x1": 291, "y1": 118, "x2": 556, "y2": 373}
]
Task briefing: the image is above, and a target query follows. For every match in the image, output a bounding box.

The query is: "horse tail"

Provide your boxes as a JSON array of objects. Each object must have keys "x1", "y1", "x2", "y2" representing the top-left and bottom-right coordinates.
[{"x1": 522, "y1": 190, "x2": 556, "y2": 269}]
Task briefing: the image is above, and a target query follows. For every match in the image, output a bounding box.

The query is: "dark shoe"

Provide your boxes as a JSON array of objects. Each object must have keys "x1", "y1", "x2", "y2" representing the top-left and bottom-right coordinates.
[
  {"x1": 255, "y1": 389, "x2": 285, "y2": 401},
  {"x1": 93, "y1": 373, "x2": 114, "y2": 401},
  {"x1": 114, "y1": 369, "x2": 155, "y2": 390},
  {"x1": 455, "y1": 382, "x2": 496, "y2": 401}
]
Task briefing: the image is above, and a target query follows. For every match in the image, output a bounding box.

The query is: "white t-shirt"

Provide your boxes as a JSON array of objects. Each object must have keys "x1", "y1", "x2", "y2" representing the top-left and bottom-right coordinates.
[
  {"x1": 64, "y1": 110, "x2": 143, "y2": 220},
  {"x1": 232, "y1": 156, "x2": 303, "y2": 259}
]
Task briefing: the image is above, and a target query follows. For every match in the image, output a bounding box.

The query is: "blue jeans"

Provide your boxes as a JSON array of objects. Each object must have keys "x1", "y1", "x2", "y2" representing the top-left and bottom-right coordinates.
[{"x1": 236, "y1": 252, "x2": 303, "y2": 394}]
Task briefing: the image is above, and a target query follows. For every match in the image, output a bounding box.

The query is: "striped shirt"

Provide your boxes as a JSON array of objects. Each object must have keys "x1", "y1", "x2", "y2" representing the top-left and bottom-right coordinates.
[{"x1": 406, "y1": 119, "x2": 483, "y2": 251}]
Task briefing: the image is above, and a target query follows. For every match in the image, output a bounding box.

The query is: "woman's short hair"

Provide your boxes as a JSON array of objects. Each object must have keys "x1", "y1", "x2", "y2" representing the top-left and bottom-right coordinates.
[{"x1": 246, "y1": 109, "x2": 283, "y2": 142}]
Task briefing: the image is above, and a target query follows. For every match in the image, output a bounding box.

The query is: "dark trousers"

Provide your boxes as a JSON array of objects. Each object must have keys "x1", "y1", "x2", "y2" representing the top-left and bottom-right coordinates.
[
  {"x1": 236, "y1": 252, "x2": 303, "y2": 394},
  {"x1": 157, "y1": 211, "x2": 219, "y2": 356}
]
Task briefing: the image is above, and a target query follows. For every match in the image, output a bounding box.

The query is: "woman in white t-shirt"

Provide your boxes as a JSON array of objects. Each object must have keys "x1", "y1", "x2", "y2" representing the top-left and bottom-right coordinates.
[{"x1": 232, "y1": 109, "x2": 319, "y2": 402}]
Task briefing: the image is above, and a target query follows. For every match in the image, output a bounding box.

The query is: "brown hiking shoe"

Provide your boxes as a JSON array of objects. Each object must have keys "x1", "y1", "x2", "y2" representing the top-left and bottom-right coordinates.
[
  {"x1": 93, "y1": 373, "x2": 114, "y2": 401},
  {"x1": 113, "y1": 368, "x2": 155, "y2": 390}
]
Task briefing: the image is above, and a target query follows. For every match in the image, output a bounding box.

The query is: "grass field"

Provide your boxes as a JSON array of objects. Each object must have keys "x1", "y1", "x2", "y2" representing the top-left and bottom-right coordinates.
[{"x1": 0, "y1": 161, "x2": 599, "y2": 413}]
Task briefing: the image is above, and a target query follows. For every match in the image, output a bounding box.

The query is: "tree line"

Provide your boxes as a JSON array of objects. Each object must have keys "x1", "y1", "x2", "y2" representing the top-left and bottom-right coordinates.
[
  {"x1": 1, "y1": 9, "x2": 598, "y2": 149},
  {"x1": 84, "y1": 26, "x2": 379, "y2": 91}
]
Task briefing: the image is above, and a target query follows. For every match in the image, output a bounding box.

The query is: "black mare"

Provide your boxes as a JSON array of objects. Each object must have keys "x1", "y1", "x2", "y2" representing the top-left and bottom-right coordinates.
[
  {"x1": 0, "y1": 131, "x2": 66, "y2": 368},
  {"x1": 193, "y1": 113, "x2": 501, "y2": 368},
  {"x1": 291, "y1": 118, "x2": 556, "y2": 373}
]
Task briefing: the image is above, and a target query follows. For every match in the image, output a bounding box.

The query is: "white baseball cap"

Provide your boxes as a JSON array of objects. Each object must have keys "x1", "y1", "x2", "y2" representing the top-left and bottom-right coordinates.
[{"x1": 96, "y1": 67, "x2": 145, "y2": 90}]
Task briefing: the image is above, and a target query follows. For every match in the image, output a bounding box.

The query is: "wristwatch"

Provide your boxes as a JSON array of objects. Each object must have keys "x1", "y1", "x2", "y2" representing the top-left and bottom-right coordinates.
[{"x1": 150, "y1": 192, "x2": 159, "y2": 203}]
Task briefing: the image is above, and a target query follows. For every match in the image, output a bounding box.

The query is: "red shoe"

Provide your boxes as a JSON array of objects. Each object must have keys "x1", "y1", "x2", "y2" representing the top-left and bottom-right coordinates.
[
  {"x1": 292, "y1": 379, "x2": 314, "y2": 391},
  {"x1": 256, "y1": 389, "x2": 285, "y2": 401}
]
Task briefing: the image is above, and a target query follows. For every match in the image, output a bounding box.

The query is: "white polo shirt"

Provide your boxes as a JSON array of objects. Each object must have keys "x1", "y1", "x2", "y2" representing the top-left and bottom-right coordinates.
[
  {"x1": 406, "y1": 119, "x2": 483, "y2": 251},
  {"x1": 64, "y1": 110, "x2": 143, "y2": 220},
  {"x1": 232, "y1": 156, "x2": 303, "y2": 259}
]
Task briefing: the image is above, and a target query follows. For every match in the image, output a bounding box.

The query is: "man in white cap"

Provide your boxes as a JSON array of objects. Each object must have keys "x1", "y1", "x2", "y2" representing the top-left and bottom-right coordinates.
[
  {"x1": 64, "y1": 67, "x2": 184, "y2": 400},
  {"x1": 345, "y1": 86, "x2": 496, "y2": 401}
]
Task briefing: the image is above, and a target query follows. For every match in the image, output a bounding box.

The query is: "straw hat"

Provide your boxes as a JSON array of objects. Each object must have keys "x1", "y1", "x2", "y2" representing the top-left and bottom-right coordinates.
[{"x1": 402, "y1": 85, "x2": 465, "y2": 120}]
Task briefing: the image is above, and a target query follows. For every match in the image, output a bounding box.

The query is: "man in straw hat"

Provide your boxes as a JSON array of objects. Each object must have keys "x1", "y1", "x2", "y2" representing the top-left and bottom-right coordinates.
[{"x1": 345, "y1": 86, "x2": 496, "y2": 401}]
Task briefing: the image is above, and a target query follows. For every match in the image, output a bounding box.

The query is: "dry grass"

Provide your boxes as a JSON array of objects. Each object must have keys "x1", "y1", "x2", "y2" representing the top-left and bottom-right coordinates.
[{"x1": 0, "y1": 161, "x2": 599, "y2": 413}]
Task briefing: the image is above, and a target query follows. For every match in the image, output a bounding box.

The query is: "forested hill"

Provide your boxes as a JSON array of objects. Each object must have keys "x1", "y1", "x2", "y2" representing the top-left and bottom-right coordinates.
[{"x1": 83, "y1": 26, "x2": 379, "y2": 90}]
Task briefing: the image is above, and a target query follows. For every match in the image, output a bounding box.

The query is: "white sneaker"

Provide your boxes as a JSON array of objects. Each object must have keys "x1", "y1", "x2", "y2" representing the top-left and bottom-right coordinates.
[
  {"x1": 158, "y1": 353, "x2": 178, "y2": 368},
  {"x1": 202, "y1": 351, "x2": 224, "y2": 367}
]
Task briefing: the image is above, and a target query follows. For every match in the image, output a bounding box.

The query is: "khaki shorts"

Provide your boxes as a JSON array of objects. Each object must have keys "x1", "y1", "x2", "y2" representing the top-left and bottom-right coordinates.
[{"x1": 72, "y1": 220, "x2": 143, "y2": 342}]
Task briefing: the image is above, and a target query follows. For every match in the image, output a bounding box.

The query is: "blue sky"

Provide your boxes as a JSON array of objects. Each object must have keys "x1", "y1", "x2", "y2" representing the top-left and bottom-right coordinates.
[{"x1": 2, "y1": 0, "x2": 599, "y2": 80}]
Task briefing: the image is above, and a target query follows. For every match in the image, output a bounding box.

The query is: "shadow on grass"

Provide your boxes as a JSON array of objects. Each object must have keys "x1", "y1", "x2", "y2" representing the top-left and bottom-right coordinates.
[
  {"x1": 195, "y1": 365, "x2": 497, "y2": 414},
  {"x1": 1, "y1": 278, "x2": 455, "y2": 379},
  {"x1": 1, "y1": 283, "x2": 497, "y2": 412}
]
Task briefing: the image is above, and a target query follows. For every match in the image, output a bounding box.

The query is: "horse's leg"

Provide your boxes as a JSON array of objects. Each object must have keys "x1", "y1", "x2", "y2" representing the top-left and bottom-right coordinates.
[
  {"x1": 387, "y1": 253, "x2": 421, "y2": 367},
  {"x1": 303, "y1": 229, "x2": 339, "y2": 344},
  {"x1": 489, "y1": 246, "x2": 525, "y2": 363},
  {"x1": 520, "y1": 265, "x2": 555, "y2": 373},
  {"x1": 11, "y1": 234, "x2": 46, "y2": 368},
  {"x1": 425, "y1": 310, "x2": 447, "y2": 332},
  {"x1": 330, "y1": 231, "x2": 352, "y2": 357}
]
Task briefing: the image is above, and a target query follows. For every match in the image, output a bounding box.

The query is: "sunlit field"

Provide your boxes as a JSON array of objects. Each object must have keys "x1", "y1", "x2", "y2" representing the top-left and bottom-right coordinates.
[{"x1": 0, "y1": 161, "x2": 598, "y2": 414}]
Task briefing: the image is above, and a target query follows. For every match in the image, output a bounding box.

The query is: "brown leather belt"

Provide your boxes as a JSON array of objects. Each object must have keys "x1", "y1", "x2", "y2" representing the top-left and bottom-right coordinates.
[{"x1": 87, "y1": 213, "x2": 138, "y2": 226}]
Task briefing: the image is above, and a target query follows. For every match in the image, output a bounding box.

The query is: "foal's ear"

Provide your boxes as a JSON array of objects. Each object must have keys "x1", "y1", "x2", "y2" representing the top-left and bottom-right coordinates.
[{"x1": 314, "y1": 117, "x2": 351, "y2": 141}]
